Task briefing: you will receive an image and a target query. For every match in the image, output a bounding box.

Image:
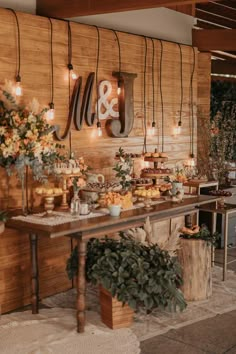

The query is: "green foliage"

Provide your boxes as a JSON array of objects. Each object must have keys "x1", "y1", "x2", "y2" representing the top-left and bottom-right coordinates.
[
  {"x1": 66, "y1": 235, "x2": 187, "y2": 313},
  {"x1": 0, "y1": 210, "x2": 8, "y2": 222},
  {"x1": 210, "y1": 81, "x2": 236, "y2": 162},
  {"x1": 113, "y1": 147, "x2": 133, "y2": 191},
  {"x1": 179, "y1": 225, "x2": 220, "y2": 247}
]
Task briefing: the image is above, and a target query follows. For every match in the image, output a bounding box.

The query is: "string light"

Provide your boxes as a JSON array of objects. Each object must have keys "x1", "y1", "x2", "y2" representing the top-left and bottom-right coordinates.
[
  {"x1": 95, "y1": 26, "x2": 102, "y2": 137},
  {"x1": 48, "y1": 18, "x2": 55, "y2": 121},
  {"x1": 142, "y1": 36, "x2": 148, "y2": 154},
  {"x1": 174, "y1": 44, "x2": 183, "y2": 135},
  {"x1": 159, "y1": 40, "x2": 164, "y2": 153},
  {"x1": 113, "y1": 30, "x2": 122, "y2": 95},
  {"x1": 68, "y1": 22, "x2": 78, "y2": 80},
  {"x1": 8, "y1": 9, "x2": 22, "y2": 96},
  {"x1": 187, "y1": 47, "x2": 196, "y2": 168},
  {"x1": 150, "y1": 38, "x2": 156, "y2": 136}
]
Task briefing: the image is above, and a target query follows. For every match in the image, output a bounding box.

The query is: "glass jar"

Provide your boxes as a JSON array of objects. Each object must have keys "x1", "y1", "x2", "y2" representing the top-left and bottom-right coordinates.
[{"x1": 70, "y1": 190, "x2": 81, "y2": 217}]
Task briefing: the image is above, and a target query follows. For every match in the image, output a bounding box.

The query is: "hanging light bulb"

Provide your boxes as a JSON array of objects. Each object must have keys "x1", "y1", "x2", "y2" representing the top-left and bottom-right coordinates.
[
  {"x1": 15, "y1": 74, "x2": 22, "y2": 96},
  {"x1": 68, "y1": 63, "x2": 77, "y2": 80},
  {"x1": 97, "y1": 121, "x2": 102, "y2": 137},
  {"x1": 117, "y1": 78, "x2": 122, "y2": 95},
  {"x1": 174, "y1": 120, "x2": 182, "y2": 135},
  {"x1": 188, "y1": 153, "x2": 195, "y2": 167},
  {"x1": 47, "y1": 102, "x2": 55, "y2": 121},
  {"x1": 151, "y1": 121, "x2": 156, "y2": 136}
]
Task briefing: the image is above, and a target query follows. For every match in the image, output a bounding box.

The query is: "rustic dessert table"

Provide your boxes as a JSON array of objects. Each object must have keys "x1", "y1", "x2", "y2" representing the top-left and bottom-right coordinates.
[{"x1": 6, "y1": 195, "x2": 219, "y2": 333}]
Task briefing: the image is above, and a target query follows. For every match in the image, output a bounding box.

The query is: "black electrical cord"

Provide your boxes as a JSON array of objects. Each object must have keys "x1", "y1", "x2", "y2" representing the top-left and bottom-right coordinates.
[
  {"x1": 178, "y1": 43, "x2": 183, "y2": 129},
  {"x1": 95, "y1": 26, "x2": 101, "y2": 128},
  {"x1": 7, "y1": 8, "x2": 21, "y2": 81},
  {"x1": 113, "y1": 30, "x2": 121, "y2": 78},
  {"x1": 48, "y1": 18, "x2": 54, "y2": 107},
  {"x1": 190, "y1": 46, "x2": 196, "y2": 157},
  {"x1": 143, "y1": 36, "x2": 148, "y2": 154},
  {"x1": 159, "y1": 40, "x2": 164, "y2": 152},
  {"x1": 151, "y1": 38, "x2": 155, "y2": 131},
  {"x1": 68, "y1": 21, "x2": 72, "y2": 156}
]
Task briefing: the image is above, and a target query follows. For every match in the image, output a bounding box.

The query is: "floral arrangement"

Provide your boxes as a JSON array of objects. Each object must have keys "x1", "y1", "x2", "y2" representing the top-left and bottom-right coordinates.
[
  {"x1": 113, "y1": 147, "x2": 133, "y2": 191},
  {"x1": 67, "y1": 175, "x2": 86, "y2": 192},
  {"x1": 166, "y1": 167, "x2": 187, "y2": 184},
  {"x1": 0, "y1": 81, "x2": 64, "y2": 180},
  {"x1": 104, "y1": 191, "x2": 122, "y2": 206},
  {"x1": 66, "y1": 156, "x2": 88, "y2": 192}
]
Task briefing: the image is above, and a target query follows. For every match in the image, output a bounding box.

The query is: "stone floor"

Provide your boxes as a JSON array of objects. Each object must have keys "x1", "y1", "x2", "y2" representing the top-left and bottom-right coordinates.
[
  {"x1": 141, "y1": 248, "x2": 236, "y2": 354},
  {"x1": 140, "y1": 310, "x2": 236, "y2": 354}
]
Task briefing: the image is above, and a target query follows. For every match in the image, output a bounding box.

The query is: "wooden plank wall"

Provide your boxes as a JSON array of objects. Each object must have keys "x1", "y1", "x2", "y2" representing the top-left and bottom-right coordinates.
[{"x1": 0, "y1": 8, "x2": 208, "y2": 313}]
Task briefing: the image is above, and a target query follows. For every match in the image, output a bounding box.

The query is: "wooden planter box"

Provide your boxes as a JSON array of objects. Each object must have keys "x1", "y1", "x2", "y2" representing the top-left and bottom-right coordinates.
[
  {"x1": 99, "y1": 287, "x2": 134, "y2": 329},
  {"x1": 0, "y1": 222, "x2": 5, "y2": 234},
  {"x1": 178, "y1": 238, "x2": 212, "y2": 301}
]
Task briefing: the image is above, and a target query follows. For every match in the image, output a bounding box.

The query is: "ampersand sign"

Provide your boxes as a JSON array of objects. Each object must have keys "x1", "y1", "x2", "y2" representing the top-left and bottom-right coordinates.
[{"x1": 97, "y1": 80, "x2": 119, "y2": 120}]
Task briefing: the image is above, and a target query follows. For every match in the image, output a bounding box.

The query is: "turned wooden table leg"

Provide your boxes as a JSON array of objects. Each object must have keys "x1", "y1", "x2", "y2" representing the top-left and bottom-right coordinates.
[
  {"x1": 77, "y1": 237, "x2": 87, "y2": 333},
  {"x1": 29, "y1": 233, "x2": 39, "y2": 314}
]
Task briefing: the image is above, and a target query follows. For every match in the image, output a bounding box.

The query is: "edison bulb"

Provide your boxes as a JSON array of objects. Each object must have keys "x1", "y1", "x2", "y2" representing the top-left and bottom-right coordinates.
[
  {"x1": 15, "y1": 82, "x2": 22, "y2": 96},
  {"x1": 47, "y1": 108, "x2": 55, "y2": 121},
  {"x1": 71, "y1": 70, "x2": 78, "y2": 80}
]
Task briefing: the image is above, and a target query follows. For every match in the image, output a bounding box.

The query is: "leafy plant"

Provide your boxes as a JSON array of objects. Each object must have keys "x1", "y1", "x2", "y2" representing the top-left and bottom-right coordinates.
[
  {"x1": 113, "y1": 147, "x2": 133, "y2": 191},
  {"x1": 66, "y1": 235, "x2": 186, "y2": 312},
  {"x1": 0, "y1": 210, "x2": 8, "y2": 222},
  {"x1": 179, "y1": 225, "x2": 219, "y2": 247}
]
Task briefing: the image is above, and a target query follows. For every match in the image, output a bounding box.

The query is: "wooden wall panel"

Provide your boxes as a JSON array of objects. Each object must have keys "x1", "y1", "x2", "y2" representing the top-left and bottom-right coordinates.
[{"x1": 0, "y1": 8, "x2": 208, "y2": 313}]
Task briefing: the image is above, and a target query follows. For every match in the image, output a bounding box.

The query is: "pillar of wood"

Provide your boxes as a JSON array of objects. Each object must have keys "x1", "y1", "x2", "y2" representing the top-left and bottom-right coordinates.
[{"x1": 178, "y1": 238, "x2": 212, "y2": 301}]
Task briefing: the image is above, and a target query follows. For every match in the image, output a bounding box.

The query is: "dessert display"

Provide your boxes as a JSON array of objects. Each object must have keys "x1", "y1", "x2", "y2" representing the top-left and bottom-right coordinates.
[
  {"x1": 144, "y1": 151, "x2": 168, "y2": 162},
  {"x1": 141, "y1": 167, "x2": 172, "y2": 176},
  {"x1": 35, "y1": 187, "x2": 63, "y2": 215},
  {"x1": 131, "y1": 178, "x2": 153, "y2": 187},
  {"x1": 84, "y1": 181, "x2": 121, "y2": 193},
  {"x1": 35, "y1": 187, "x2": 63, "y2": 196},
  {"x1": 104, "y1": 191, "x2": 133, "y2": 210},
  {"x1": 115, "y1": 152, "x2": 141, "y2": 159},
  {"x1": 209, "y1": 189, "x2": 232, "y2": 197},
  {"x1": 134, "y1": 187, "x2": 160, "y2": 199}
]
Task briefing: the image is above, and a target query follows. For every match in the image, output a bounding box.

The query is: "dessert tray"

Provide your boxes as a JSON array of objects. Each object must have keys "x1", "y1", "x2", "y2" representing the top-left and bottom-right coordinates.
[{"x1": 83, "y1": 181, "x2": 121, "y2": 193}]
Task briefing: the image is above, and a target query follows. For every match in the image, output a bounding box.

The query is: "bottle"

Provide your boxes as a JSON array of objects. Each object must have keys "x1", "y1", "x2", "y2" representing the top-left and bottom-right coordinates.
[{"x1": 70, "y1": 190, "x2": 81, "y2": 217}]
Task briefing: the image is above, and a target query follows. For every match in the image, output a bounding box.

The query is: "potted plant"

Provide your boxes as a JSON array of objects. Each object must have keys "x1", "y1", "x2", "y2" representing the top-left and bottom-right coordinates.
[
  {"x1": 66, "y1": 234, "x2": 186, "y2": 329},
  {"x1": 113, "y1": 147, "x2": 133, "y2": 209},
  {"x1": 178, "y1": 225, "x2": 219, "y2": 301},
  {"x1": 0, "y1": 210, "x2": 8, "y2": 234}
]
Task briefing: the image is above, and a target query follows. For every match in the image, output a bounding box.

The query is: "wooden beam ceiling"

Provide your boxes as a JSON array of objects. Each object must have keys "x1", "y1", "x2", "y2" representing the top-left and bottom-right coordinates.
[
  {"x1": 36, "y1": 0, "x2": 220, "y2": 18},
  {"x1": 192, "y1": 29, "x2": 236, "y2": 51},
  {"x1": 212, "y1": 60, "x2": 236, "y2": 75}
]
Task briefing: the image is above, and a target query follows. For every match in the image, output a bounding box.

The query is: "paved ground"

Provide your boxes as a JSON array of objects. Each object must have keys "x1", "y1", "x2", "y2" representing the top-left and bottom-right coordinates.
[
  {"x1": 140, "y1": 310, "x2": 236, "y2": 354},
  {"x1": 141, "y1": 248, "x2": 236, "y2": 354}
]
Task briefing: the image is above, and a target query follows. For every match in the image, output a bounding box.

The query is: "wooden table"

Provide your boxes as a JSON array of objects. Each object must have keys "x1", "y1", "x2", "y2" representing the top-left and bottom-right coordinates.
[
  {"x1": 6, "y1": 195, "x2": 219, "y2": 333},
  {"x1": 184, "y1": 180, "x2": 219, "y2": 195},
  {"x1": 198, "y1": 203, "x2": 236, "y2": 281}
]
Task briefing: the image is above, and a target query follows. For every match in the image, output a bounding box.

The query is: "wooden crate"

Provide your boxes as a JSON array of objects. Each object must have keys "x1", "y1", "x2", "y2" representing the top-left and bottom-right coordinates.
[{"x1": 99, "y1": 287, "x2": 134, "y2": 329}]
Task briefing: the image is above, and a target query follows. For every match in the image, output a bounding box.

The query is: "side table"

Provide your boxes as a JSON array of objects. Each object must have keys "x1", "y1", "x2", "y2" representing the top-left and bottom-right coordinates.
[
  {"x1": 184, "y1": 180, "x2": 219, "y2": 195},
  {"x1": 198, "y1": 203, "x2": 236, "y2": 281}
]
